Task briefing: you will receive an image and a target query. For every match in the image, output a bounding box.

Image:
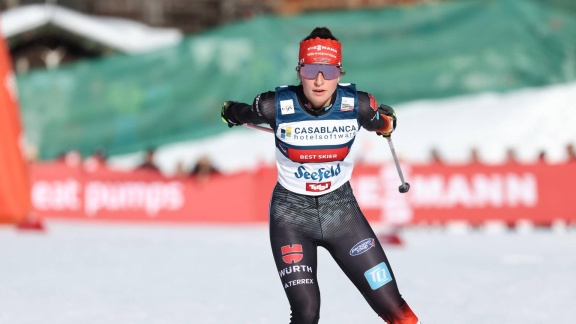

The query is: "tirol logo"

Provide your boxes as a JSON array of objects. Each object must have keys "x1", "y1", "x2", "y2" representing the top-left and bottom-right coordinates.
[
  {"x1": 364, "y1": 262, "x2": 393, "y2": 290},
  {"x1": 281, "y1": 127, "x2": 292, "y2": 139},
  {"x1": 350, "y1": 238, "x2": 376, "y2": 256},
  {"x1": 294, "y1": 164, "x2": 341, "y2": 182},
  {"x1": 281, "y1": 244, "x2": 303, "y2": 264},
  {"x1": 306, "y1": 182, "x2": 331, "y2": 192}
]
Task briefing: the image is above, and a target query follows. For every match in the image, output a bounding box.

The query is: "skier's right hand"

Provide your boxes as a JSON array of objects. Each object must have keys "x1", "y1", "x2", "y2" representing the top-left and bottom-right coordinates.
[{"x1": 221, "y1": 101, "x2": 242, "y2": 128}]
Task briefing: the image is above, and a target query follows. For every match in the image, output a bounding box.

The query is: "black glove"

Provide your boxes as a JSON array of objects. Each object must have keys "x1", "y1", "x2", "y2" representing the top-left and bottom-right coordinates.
[
  {"x1": 376, "y1": 104, "x2": 397, "y2": 137},
  {"x1": 221, "y1": 101, "x2": 242, "y2": 128}
]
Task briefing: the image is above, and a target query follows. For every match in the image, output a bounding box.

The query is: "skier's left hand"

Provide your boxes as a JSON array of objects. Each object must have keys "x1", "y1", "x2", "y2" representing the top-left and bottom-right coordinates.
[{"x1": 376, "y1": 104, "x2": 397, "y2": 137}]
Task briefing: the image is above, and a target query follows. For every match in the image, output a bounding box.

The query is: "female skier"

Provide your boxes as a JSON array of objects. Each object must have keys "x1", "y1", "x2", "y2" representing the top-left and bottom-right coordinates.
[{"x1": 220, "y1": 27, "x2": 420, "y2": 324}]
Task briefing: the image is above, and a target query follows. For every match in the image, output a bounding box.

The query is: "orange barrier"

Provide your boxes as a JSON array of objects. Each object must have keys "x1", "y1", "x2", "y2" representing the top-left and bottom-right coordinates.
[
  {"x1": 30, "y1": 161, "x2": 576, "y2": 226},
  {"x1": 0, "y1": 24, "x2": 31, "y2": 225}
]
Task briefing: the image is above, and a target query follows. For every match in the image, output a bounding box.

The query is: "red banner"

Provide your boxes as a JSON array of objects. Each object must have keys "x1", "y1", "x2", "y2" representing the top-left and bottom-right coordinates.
[
  {"x1": 30, "y1": 161, "x2": 576, "y2": 226},
  {"x1": 0, "y1": 22, "x2": 31, "y2": 224},
  {"x1": 30, "y1": 162, "x2": 275, "y2": 223},
  {"x1": 352, "y1": 162, "x2": 576, "y2": 226}
]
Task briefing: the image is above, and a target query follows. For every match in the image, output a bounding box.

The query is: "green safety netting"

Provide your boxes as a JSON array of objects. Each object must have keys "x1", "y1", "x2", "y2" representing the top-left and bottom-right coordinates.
[{"x1": 15, "y1": 0, "x2": 576, "y2": 159}]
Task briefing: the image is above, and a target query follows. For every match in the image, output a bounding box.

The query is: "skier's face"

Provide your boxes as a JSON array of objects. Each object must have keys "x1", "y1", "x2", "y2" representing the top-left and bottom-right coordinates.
[{"x1": 299, "y1": 64, "x2": 340, "y2": 109}]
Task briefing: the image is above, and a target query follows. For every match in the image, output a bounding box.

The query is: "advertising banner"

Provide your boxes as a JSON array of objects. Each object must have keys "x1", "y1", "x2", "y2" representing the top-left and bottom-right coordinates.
[
  {"x1": 30, "y1": 163, "x2": 274, "y2": 223},
  {"x1": 352, "y1": 162, "x2": 576, "y2": 226},
  {"x1": 30, "y1": 162, "x2": 576, "y2": 226}
]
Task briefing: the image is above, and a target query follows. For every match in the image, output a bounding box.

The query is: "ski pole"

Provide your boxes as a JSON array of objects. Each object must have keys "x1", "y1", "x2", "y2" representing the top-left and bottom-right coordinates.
[
  {"x1": 242, "y1": 124, "x2": 274, "y2": 133},
  {"x1": 385, "y1": 136, "x2": 410, "y2": 193}
]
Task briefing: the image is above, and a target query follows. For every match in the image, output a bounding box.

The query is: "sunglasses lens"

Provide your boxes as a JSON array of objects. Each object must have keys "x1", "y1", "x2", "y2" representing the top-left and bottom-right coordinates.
[{"x1": 300, "y1": 64, "x2": 340, "y2": 80}]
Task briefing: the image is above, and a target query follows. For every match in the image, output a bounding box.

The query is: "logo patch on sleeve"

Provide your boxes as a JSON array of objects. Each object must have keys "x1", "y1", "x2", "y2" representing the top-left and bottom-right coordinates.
[{"x1": 364, "y1": 262, "x2": 393, "y2": 290}]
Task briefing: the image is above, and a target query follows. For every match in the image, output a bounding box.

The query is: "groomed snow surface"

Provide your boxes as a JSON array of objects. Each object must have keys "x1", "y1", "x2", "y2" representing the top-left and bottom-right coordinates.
[{"x1": 1, "y1": 221, "x2": 575, "y2": 324}]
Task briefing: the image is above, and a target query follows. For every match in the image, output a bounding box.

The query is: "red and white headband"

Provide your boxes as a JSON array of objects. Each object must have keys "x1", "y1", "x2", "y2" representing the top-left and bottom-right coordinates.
[{"x1": 298, "y1": 37, "x2": 342, "y2": 66}]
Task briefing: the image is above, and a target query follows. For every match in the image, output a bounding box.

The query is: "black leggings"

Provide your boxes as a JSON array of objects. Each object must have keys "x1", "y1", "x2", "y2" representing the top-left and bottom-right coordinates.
[{"x1": 269, "y1": 182, "x2": 409, "y2": 324}]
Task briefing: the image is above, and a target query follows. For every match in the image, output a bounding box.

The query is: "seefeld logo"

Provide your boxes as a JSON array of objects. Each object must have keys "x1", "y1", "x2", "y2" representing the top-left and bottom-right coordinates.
[{"x1": 294, "y1": 164, "x2": 341, "y2": 182}]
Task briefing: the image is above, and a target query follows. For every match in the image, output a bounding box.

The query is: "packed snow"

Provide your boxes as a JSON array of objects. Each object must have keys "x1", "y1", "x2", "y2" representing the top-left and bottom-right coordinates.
[{"x1": 1, "y1": 221, "x2": 575, "y2": 324}]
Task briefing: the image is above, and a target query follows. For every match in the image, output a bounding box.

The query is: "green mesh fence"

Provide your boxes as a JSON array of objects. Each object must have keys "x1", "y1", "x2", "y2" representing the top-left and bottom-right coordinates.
[{"x1": 16, "y1": 0, "x2": 576, "y2": 159}]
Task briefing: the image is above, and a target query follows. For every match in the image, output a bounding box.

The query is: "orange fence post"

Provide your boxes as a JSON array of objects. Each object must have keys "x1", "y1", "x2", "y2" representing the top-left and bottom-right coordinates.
[{"x1": 0, "y1": 22, "x2": 35, "y2": 228}]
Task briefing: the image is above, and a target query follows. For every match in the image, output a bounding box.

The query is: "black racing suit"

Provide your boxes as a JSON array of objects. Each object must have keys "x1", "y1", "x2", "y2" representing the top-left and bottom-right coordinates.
[{"x1": 227, "y1": 86, "x2": 418, "y2": 324}]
